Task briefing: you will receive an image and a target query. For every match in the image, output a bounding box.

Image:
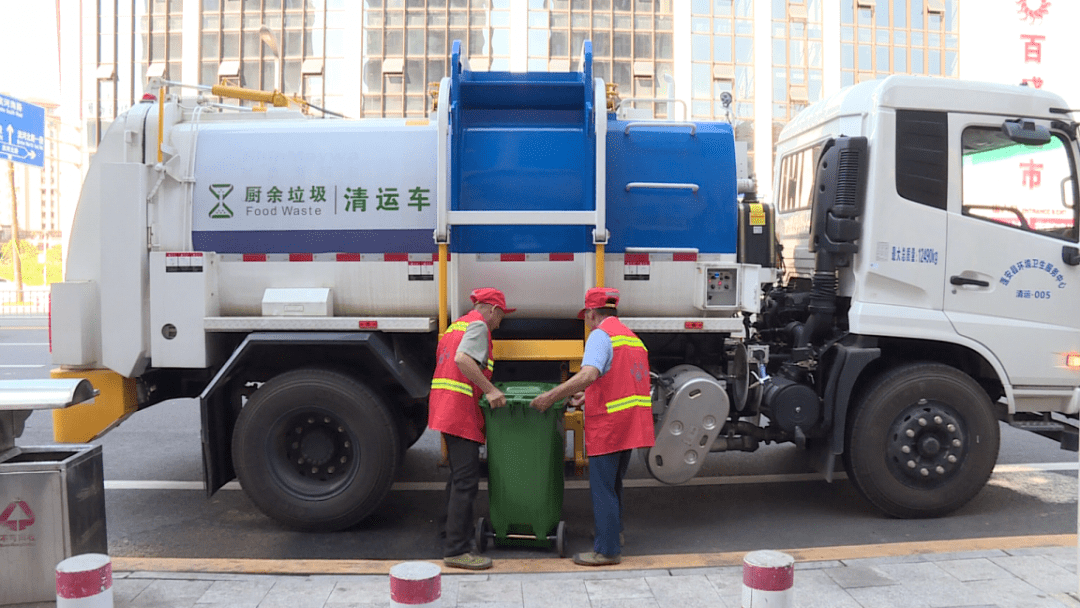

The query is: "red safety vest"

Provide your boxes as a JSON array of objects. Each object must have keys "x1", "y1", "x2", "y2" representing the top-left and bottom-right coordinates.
[
  {"x1": 583, "y1": 316, "x2": 655, "y2": 456},
  {"x1": 428, "y1": 310, "x2": 494, "y2": 444}
]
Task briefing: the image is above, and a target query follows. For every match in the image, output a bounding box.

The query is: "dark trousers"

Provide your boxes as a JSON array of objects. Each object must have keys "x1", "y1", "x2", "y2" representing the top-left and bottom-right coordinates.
[
  {"x1": 441, "y1": 433, "x2": 481, "y2": 557},
  {"x1": 589, "y1": 449, "x2": 632, "y2": 557}
]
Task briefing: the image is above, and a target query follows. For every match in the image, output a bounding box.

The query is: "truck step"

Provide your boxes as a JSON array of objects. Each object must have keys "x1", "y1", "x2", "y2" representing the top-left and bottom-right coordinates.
[{"x1": 1009, "y1": 420, "x2": 1066, "y2": 433}]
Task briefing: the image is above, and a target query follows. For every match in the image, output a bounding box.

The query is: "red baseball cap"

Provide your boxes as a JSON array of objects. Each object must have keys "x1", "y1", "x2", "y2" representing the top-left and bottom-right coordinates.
[
  {"x1": 577, "y1": 287, "x2": 620, "y2": 319},
  {"x1": 470, "y1": 287, "x2": 516, "y2": 313}
]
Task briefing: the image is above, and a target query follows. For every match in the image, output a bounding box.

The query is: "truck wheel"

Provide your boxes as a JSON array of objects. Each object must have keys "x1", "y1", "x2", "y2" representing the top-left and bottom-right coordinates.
[
  {"x1": 844, "y1": 363, "x2": 999, "y2": 518},
  {"x1": 232, "y1": 369, "x2": 400, "y2": 531}
]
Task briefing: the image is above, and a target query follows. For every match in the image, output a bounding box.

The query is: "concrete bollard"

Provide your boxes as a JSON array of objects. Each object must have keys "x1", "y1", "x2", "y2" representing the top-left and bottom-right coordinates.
[
  {"x1": 56, "y1": 553, "x2": 113, "y2": 608},
  {"x1": 390, "y1": 561, "x2": 442, "y2": 607},
  {"x1": 742, "y1": 550, "x2": 794, "y2": 607}
]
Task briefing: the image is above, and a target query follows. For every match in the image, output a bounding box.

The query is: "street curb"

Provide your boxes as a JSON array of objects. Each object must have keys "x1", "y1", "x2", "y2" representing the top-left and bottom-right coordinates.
[{"x1": 109, "y1": 534, "x2": 1076, "y2": 577}]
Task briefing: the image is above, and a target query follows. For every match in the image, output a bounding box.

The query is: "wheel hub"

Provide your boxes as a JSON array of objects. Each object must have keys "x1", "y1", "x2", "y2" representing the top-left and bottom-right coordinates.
[
  {"x1": 887, "y1": 400, "x2": 965, "y2": 485},
  {"x1": 284, "y1": 413, "x2": 354, "y2": 482}
]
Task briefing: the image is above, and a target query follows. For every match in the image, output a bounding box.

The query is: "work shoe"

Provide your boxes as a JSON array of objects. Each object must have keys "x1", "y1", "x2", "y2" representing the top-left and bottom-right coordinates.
[
  {"x1": 443, "y1": 552, "x2": 492, "y2": 570},
  {"x1": 573, "y1": 551, "x2": 621, "y2": 566}
]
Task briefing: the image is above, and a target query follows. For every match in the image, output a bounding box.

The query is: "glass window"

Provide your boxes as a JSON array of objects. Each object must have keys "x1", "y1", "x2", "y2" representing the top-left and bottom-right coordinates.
[
  {"x1": 655, "y1": 32, "x2": 672, "y2": 60},
  {"x1": 962, "y1": 128, "x2": 1078, "y2": 240},
  {"x1": 876, "y1": 4, "x2": 888, "y2": 26},
  {"x1": 928, "y1": 49, "x2": 940, "y2": 75},
  {"x1": 841, "y1": 44, "x2": 853, "y2": 69},
  {"x1": 712, "y1": 35, "x2": 731, "y2": 62},
  {"x1": 910, "y1": 0, "x2": 923, "y2": 29},
  {"x1": 808, "y1": 41, "x2": 821, "y2": 67},
  {"x1": 428, "y1": 30, "x2": 446, "y2": 55},
  {"x1": 772, "y1": 39, "x2": 785, "y2": 66},
  {"x1": 893, "y1": 47, "x2": 906, "y2": 72},
  {"x1": 858, "y1": 45, "x2": 870, "y2": 70},
  {"x1": 407, "y1": 29, "x2": 424, "y2": 55},
  {"x1": 911, "y1": 48, "x2": 923, "y2": 73},
  {"x1": 553, "y1": 31, "x2": 571, "y2": 56},
  {"x1": 529, "y1": 29, "x2": 547, "y2": 57},
  {"x1": 790, "y1": 40, "x2": 804, "y2": 66},
  {"x1": 614, "y1": 32, "x2": 632, "y2": 58},
  {"x1": 773, "y1": 68, "x2": 786, "y2": 102},
  {"x1": 876, "y1": 46, "x2": 888, "y2": 72},
  {"x1": 366, "y1": 29, "x2": 382, "y2": 55},
  {"x1": 491, "y1": 29, "x2": 510, "y2": 55},
  {"x1": 735, "y1": 36, "x2": 752, "y2": 62},
  {"x1": 634, "y1": 33, "x2": 652, "y2": 59}
]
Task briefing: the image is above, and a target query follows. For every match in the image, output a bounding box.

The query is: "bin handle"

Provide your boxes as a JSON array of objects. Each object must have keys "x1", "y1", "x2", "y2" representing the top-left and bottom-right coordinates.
[
  {"x1": 625, "y1": 182, "x2": 699, "y2": 193},
  {"x1": 624, "y1": 121, "x2": 696, "y2": 136}
]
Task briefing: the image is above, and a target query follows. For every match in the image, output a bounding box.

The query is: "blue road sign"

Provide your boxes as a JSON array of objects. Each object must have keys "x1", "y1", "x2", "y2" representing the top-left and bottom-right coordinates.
[{"x1": 0, "y1": 93, "x2": 45, "y2": 168}]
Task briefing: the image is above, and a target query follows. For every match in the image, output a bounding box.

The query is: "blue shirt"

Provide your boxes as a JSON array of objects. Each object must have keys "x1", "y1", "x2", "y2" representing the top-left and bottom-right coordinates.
[{"x1": 581, "y1": 328, "x2": 613, "y2": 376}]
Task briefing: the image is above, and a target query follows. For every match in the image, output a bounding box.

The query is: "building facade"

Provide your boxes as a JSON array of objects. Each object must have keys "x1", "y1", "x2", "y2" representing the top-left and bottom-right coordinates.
[{"x1": 83, "y1": 0, "x2": 960, "y2": 203}]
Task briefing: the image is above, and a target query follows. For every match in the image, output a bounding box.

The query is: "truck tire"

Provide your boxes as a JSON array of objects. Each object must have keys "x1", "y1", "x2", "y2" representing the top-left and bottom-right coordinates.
[
  {"x1": 844, "y1": 363, "x2": 999, "y2": 518},
  {"x1": 232, "y1": 368, "x2": 400, "y2": 531}
]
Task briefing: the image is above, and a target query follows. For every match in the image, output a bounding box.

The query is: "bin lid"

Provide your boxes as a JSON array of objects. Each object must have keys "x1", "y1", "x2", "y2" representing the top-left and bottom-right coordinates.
[{"x1": 481, "y1": 381, "x2": 563, "y2": 410}]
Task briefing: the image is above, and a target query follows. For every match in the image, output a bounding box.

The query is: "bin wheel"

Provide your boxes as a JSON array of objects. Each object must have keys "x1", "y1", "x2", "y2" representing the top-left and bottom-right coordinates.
[
  {"x1": 556, "y1": 520, "x2": 567, "y2": 558},
  {"x1": 476, "y1": 517, "x2": 489, "y2": 553}
]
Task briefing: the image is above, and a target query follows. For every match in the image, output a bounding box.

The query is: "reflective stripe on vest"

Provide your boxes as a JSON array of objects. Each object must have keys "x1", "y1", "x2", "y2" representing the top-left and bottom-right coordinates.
[
  {"x1": 605, "y1": 393, "x2": 651, "y2": 414},
  {"x1": 609, "y1": 335, "x2": 647, "y2": 350},
  {"x1": 431, "y1": 378, "x2": 473, "y2": 397}
]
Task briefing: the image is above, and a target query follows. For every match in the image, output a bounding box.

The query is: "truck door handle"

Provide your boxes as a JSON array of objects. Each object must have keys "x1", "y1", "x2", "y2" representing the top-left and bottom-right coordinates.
[{"x1": 950, "y1": 276, "x2": 989, "y2": 287}]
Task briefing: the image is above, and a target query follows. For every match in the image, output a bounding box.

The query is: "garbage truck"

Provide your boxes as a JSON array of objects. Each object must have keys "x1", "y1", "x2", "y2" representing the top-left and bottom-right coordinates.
[{"x1": 48, "y1": 41, "x2": 1080, "y2": 531}]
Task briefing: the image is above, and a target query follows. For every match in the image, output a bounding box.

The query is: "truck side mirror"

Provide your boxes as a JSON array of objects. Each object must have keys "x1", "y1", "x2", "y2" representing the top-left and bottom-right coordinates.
[{"x1": 1001, "y1": 119, "x2": 1051, "y2": 146}]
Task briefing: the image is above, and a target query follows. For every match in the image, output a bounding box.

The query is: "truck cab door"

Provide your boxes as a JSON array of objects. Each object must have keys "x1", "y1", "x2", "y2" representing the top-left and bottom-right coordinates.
[{"x1": 944, "y1": 113, "x2": 1080, "y2": 388}]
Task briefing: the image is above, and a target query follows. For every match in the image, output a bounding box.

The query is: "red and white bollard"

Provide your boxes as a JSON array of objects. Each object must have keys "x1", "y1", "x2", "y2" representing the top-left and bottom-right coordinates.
[
  {"x1": 390, "y1": 561, "x2": 442, "y2": 607},
  {"x1": 742, "y1": 550, "x2": 794, "y2": 607},
  {"x1": 56, "y1": 553, "x2": 113, "y2": 608}
]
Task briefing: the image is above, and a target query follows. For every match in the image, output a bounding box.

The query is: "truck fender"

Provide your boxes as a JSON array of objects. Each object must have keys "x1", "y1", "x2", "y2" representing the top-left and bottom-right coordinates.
[
  {"x1": 198, "y1": 331, "x2": 431, "y2": 495},
  {"x1": 823, "y1": 343, "x2": 881, "y2": 457}
]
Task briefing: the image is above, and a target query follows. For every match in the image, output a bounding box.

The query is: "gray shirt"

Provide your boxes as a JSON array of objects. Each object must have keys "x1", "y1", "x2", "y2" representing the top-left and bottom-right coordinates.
[{"x1": 457, "y1": 320, "x2": 490, "y2": 365}]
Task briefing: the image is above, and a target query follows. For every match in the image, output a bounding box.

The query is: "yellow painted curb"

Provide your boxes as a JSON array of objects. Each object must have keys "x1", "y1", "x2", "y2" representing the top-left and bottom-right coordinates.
[{"x1": 110, "y1": 534, "x2": 1076, "y2": 576}]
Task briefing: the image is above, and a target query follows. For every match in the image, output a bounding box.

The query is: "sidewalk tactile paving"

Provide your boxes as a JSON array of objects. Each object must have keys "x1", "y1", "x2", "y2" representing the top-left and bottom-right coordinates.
[
  {"x1": 822, "y1": 565, "x2": 898, "y2": 589},
  {"x1": 934, "y1": 557, "x2": 1013, "y2": 582},
  {"x1": 584, "y1": 577, "x2": 654, "y2": 601},
  {"x1": 790, "y1": 570, "x2": 863, "y2": 608},
  {"x1": 126, "y1": 579, "x2": 213, "y2": 608},
  {"x1": 990, "y1": 555, "x2": 1077, "y2": 595},
  {"x1": 456, "y1": 577, "x2": 524, "y2": 604},
  {"x1": 257, "y1": 577, "x2": 336, "y2": 608},
  {"x1": 324, "y1": 576, "x2": 390, "y2": 605},
  {"x1": 644, "y1": 574, "x2": 724, "y2": 608},
  {"x1": 195, "y1": 579, "x2": 274, "y2": 607},
  {"x1": 521, "y1": 579, "x2": 591, "y2": 608}
]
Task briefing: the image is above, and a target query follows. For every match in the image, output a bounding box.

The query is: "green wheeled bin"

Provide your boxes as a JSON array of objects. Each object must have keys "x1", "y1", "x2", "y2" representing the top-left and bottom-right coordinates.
[{"x1": 476, "y1": 382, "x2": 567, "y2": 557}]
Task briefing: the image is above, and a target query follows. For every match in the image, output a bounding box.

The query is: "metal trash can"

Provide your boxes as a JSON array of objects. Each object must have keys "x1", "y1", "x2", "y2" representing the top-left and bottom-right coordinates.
[
  {"x1": 0, "y1": 445, "x2": 107, "y2": 605},
  {"x1": 476, "y1": 381, "x2": 567, "y2": 557},
  {"x1": 0, "y1": 378, "x2": 105, "y2": 606}
]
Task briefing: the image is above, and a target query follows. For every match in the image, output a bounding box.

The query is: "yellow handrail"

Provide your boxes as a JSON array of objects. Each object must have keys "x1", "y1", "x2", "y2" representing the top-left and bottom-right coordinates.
[{"x1": 438, "y1": 243, "x2": 448, "y2": 335}]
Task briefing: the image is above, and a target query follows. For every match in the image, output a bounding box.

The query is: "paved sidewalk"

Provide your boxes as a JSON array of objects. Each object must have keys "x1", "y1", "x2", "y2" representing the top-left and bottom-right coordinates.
[{"x1": 14, "y1": 544, "x2": 1079, "y2": 608}]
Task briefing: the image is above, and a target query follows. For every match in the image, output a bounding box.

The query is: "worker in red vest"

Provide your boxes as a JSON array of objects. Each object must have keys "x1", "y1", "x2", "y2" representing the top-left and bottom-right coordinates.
[
  {"x1": 530, "y1": 287, "x2": 654, "y2": 566},
  {"x1": 429, "y1": 287, "x2": 514, "y2": 570}
]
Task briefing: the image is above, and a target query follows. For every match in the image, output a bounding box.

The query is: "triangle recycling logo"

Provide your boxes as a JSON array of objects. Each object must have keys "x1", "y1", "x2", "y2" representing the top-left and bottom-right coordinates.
[{"x1": 0, "y1": 500, "x2": 35, "y2": 532}]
